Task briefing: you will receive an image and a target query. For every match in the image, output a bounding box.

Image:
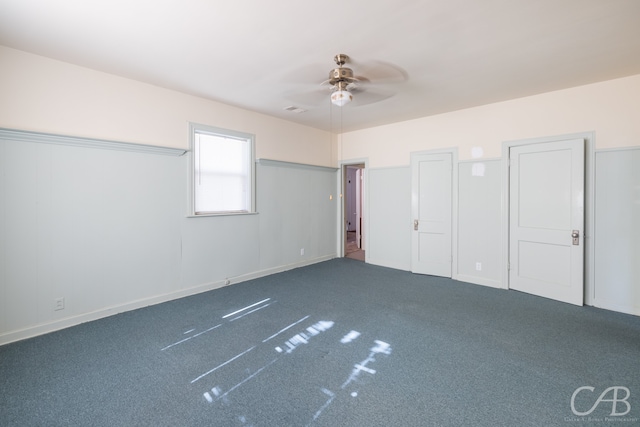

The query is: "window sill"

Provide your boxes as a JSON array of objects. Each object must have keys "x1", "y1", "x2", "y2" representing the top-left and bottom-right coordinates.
[{"x1": 186, "y1": 212, "x2": 259, "y2": 218}]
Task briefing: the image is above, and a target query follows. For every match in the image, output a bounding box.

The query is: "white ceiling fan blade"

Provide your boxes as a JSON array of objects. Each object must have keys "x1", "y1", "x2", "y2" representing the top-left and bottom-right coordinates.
[
  {"x1": 350, "y1": 89, "x2": 394, "y2": 107},
  {"x1": 283, "y1": 54, "x2": 405, "y2": 108},
  {"x1": 284, "y1": 87, "x2": 331, "y2": 106},
  {"x1": 350, "y1": 59, "x2": 408, "y2": 84}
]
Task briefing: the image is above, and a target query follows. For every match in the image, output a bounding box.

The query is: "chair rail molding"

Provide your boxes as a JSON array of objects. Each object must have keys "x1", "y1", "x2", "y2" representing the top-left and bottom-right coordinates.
[{"x1": 0, "y1": 128, "x2": 187, "y2": 156}]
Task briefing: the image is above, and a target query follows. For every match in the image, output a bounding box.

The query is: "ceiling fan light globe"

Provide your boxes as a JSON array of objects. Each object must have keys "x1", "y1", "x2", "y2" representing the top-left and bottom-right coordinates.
[{"x1": 331, "y1": 90, "x2": 353, "y2": 107}]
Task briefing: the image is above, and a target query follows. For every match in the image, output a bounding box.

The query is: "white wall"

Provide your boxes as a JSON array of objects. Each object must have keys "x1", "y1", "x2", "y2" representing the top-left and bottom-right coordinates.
[
  {"x1": 347, "y1": 75, "x2": 640, "y2": 315},
  {"x1": 341, "y1": 74, "x2": 640, "y2": 166},
  {"x1": 0, "y1": 45, "x2": 334, "y2": 166}
]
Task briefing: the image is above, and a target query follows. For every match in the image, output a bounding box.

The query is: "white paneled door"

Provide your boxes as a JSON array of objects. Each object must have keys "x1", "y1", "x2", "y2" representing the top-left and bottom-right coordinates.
[
  {"x1": 411, "y1": 152, "x2": 452, "y2": 277},
  {"x1": 509, "y1": 139, "x2": 585, "y2": 305}
]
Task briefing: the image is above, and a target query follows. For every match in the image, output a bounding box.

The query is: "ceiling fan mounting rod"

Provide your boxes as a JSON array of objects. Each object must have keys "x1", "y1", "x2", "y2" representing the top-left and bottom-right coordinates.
[{"x1": 334, "y1": 54, "x2": 348, "y2": 66}]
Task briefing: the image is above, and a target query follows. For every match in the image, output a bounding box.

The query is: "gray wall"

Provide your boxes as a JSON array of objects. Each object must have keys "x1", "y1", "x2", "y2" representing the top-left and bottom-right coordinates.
[
  {"x1": 456, "y1": 160, "x2": 502, "y2": 287},
  {"x1": 594, "y1": 148, "x2": 640, "y2": 315},
  {"x1": 363, "y1": 153, "x2": 638, "y2": 316},
  {"x1": 256, "y1": 159, "x2": 337, "y2": 270},
  {"x1": 2, "y1": 132, "x2": 639, "y2": 344},
  {"x1": 0, "y1": 133, "x2": 337, "y2": 344},
  {"x1": 365, "y1": 162, "x2": 502, "y2": 286},
  {"x1": 367, "y1": 167, "x2": 411, "y2": 271}
]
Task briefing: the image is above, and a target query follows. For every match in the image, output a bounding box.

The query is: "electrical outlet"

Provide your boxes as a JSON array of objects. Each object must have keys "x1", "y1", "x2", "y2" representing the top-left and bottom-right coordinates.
[
  {"x1": 300, "y1": 248, "x2": 305, "y2": 256},
  {"x1": 54, "y1": 297, "x2": 64, "y2": 311},
  {"x1": 475, "y1": 262, "x2": 482, "y2": 271}
]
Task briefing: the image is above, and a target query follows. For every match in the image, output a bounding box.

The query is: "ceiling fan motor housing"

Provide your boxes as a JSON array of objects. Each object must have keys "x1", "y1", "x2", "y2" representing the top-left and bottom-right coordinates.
[{"x1": 329, "y1": 67, "x2": 355, "y2": 86}]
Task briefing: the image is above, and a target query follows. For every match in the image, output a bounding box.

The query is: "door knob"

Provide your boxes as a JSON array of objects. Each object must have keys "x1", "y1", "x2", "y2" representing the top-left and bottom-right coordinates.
[
  {"x1": 414, "y1": 220, "x2": 419, "y2": 231},
  {"x1": 572, "y1": 230, "x2": 580, "y2": 245}
]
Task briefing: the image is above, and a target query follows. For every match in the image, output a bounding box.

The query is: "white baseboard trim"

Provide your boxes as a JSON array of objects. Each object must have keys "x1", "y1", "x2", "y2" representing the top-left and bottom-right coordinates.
[
  {"x1": 366, "y1": 257, "x2": 410, "y2": 272},
  {"x1": 592, "y1": 299, "x2": 640, "y2": 317},
  {"x1": 0, "y1": 255, "x2": 336, "y2": 346},
  {"x1": 228, "y1": 254, "x2": 336, "y2": 285},
  {"x1": 455, "y1": 274, "x2": 504, "y2": 289}
]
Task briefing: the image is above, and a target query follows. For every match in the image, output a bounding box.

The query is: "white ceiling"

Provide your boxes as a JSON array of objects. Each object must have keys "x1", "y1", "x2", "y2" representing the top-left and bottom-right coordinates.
[{"x1": 2, "y1": 0, "x2": 640, "y2": 133}]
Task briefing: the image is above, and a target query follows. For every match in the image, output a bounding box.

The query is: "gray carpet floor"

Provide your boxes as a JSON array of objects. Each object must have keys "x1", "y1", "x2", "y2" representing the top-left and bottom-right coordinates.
[{"x1": 1, "y1": 258, "x2": 639, "y2": 426}]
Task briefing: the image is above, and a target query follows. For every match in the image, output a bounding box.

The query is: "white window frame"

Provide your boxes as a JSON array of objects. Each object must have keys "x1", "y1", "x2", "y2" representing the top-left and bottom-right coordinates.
[{"x1": 188, "y1": 122, "x2": 256, "y2": 216}]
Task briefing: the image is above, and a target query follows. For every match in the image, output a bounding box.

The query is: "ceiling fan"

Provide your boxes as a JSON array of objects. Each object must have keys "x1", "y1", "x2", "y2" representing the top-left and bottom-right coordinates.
[{"x1": 286, "y1": 54, "x2": 407, "y2": 108}]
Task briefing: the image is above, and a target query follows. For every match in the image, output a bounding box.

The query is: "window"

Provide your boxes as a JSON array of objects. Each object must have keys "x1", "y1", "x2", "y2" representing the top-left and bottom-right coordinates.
[{"x1": 190, "y1": 123, "x2": 255, "y2": 215}]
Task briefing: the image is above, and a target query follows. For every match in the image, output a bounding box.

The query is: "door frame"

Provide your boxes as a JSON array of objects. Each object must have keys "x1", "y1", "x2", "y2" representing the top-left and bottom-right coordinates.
[
  {"x1": 339, "y1": 158, "x2": 368, "y2": 260},
  {"x1": 501, "y1": 132, "x2": 595, "y2": 304},
  {"x1": 410, "y1": 147, "x2": 459, "y2": 278}
]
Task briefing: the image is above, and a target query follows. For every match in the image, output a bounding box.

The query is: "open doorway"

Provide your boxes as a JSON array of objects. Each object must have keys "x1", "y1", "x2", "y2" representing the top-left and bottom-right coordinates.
[{"x1": 344, "y1": 163, "x2": 365, "y2": 261}]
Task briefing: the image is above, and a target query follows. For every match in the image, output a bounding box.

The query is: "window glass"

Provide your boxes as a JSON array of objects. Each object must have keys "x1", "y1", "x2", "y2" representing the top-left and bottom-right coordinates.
[{"x1": 191, "y1": 124, "x2": 254, "y2": 215}]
